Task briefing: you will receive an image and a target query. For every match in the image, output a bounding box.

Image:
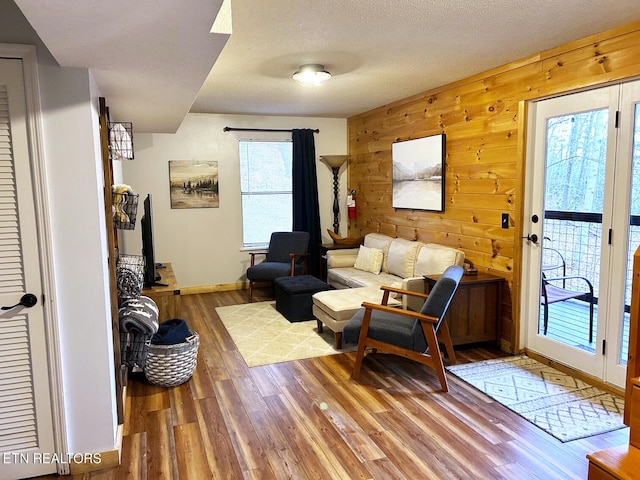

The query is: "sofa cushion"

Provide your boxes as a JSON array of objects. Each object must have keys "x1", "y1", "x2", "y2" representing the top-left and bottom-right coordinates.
[
  {"x1": 328, "y1": 267, "x2": 400, "y2": 289},
  {"x1": 387, "y1": 238, "x2": 423, "y2": 279},
  {"x1": 346, "y1": 271, "x2": 401, "y2": 289},
  {"x1": 327, "y1": 267, "x2": 361, "y2": 288},
  {"x1": 364, "y1": 233, "x2": 394, "y2": 272},
  {"x1": 414, "y1": 244, "x2": 465, "y2": 277},
  {"x1": 353, "y1": 246, "x2": 384, "y2": 274}
]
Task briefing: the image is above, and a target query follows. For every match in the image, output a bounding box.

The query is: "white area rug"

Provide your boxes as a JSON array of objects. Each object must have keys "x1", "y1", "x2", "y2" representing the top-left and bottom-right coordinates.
[
  {"x1": 447, "y1": 355, "x2": 625, "y2": 442},
  {"x1": 215, "y1": 301, "x2": 354, "y2": 367}
]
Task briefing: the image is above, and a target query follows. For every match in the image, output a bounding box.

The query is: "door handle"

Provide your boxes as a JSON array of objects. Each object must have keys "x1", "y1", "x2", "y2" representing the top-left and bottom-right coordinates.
[
  {"x1": 1, "y1": 293, "x2": 38, "y2": 311},
  {"x1": 523, "y1": 234, "x2": 539, "y2": 244}
]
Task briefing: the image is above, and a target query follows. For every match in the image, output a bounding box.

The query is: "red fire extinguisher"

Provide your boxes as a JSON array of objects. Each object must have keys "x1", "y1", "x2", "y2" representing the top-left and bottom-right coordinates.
[{"x1": 347, "y1": 189, "x2": 357, "y2": 219}]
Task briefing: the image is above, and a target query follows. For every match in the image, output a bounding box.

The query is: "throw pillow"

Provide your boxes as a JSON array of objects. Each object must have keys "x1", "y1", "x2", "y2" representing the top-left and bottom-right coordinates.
[
  {"x1": 387, "y1": 238, "x2": 422, "y2": 278},
  {"x1": 353, "y1": 246, "x2": 384, "y2": 274},
  {"x1": 364, "y1": 233, "x2": 393, "y2": 272}
]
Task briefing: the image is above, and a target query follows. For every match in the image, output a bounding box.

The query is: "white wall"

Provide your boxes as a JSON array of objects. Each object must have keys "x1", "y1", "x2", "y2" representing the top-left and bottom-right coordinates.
[
  {"x1": 121, "y1": 113, "x2": 348, "y2": 288},
  {"x1": 1, "y1": 0, "x2": 117, "y2": 455}
]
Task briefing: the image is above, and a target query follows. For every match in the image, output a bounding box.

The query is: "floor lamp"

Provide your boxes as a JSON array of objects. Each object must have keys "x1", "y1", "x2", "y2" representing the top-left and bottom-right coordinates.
[{"x1": 319, "y1": 155, "x2": 348, "y2": 234}]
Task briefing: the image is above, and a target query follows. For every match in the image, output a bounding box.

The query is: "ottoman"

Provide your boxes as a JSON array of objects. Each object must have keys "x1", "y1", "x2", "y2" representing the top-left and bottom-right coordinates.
[
  {"x1": 312, "y1": 286, "x2": 402, "y2": 349},
  {"x1": 274, "y1": 275, "x2": 333, "y2": 322}
]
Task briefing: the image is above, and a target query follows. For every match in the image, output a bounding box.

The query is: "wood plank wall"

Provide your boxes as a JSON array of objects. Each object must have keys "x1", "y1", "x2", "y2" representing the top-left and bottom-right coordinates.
[{"x1": 347, "y1": 20, "x2": 640, "y2": 352}]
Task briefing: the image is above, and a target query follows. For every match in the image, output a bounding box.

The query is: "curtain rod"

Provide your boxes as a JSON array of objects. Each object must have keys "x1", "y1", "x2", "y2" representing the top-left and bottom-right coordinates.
[{"x1": 223, "y1": 127, "x2": 319, "y2": 133}]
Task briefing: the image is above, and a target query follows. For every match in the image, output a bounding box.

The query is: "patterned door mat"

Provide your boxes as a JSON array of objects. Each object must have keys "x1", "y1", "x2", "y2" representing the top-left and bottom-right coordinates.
[{"x1": 446, "y1": 355, "x2": 626, "y2": 442}]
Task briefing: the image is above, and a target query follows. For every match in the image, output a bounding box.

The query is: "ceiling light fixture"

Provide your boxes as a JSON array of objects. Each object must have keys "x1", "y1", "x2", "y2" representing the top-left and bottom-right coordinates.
[{"x1": 292, "y1": 64, "x2": 331, "y2": 87}]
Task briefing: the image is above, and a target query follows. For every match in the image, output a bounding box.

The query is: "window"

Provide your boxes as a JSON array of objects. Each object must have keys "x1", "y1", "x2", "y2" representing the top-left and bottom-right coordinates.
[{"x1": 239, "y1": 139, "x2": 293, "y2": 248}]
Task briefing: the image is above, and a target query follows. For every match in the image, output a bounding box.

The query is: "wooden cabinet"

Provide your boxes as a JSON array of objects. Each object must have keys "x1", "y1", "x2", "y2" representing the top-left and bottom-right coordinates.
[
  {"x1": 141, "y1": 262, "x2": 181, "y2": 321},
  {"x1": 631, "y1": 379, "x2": 640, "y2": 449},
  {"x1": 587, "y1": 247, "x2": 640, "y2": 479},
  {"x1": 424, "y1": 272, "x2": 504, "y2": 346},
  {"x1": 587, "y1": 443, "x2": 640, "y2": 480},
  {"x1": 587, "y1": 379, "x2": 640, "y2": 479}
]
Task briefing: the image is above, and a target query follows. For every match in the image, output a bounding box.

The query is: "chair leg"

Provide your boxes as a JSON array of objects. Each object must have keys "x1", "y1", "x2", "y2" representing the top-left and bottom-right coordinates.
[
  {"x1": 353, "y1": 342, "x2": 366, "y2": 381},
  {"x1": 438, "y1": 321, "x2": 456, "y2": 365},
  {"x1": 352, "y1": 309, "x2": 372, "y2": 381},
  {"x1": 543, "y1": 302, "x2": 549, "y2": 335},
  {"x1": 424, "y1": 324, "x2": 448, "y2": 392},
  {"x1": 248, "y1": 280, "x2": 253, "y2": 303}
]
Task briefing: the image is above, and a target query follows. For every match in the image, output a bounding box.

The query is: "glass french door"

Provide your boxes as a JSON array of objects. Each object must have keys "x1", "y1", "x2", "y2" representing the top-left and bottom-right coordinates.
[
  {"x1": 523, "y1": 80, "x2": 640, "y2": 387},
  {"x1": 608, "y1": 81, "x2": 640, "y2": 385}
]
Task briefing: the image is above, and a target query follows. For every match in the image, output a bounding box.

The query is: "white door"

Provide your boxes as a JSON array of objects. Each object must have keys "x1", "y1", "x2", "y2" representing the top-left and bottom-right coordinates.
[
  {"x1": 523, "y1": 81, "x2": 640, "y2": 387},
  {"x1": 605, "y1": 80, "x2": 640, "y2": 386},
  {"x1": 0, "y1": 58, "x2": 56, "y2": 479}
]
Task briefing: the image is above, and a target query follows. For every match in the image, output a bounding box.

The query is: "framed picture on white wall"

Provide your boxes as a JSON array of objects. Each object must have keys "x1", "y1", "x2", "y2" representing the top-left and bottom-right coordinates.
[{"x1": 168, "y1": 160, "x2": 219, "y2": 209}]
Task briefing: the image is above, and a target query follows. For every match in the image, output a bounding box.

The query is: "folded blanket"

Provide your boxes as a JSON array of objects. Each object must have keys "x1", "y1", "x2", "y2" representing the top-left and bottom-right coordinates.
[
  {"x1": 116, "y1": 266, "x2": 144, "y2": 299},
  {"x1": 152, "y1": 318, "x2": 191, "y2": 345},
  {"x1": 119, "y1": 296, "x2": 159, "y2": 335}
]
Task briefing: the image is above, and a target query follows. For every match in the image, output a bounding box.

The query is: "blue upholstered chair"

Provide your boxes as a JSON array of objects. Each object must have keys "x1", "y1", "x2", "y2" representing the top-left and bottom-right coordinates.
[
  {"x1": 343, "y1": 265, "x2": 464, "y2": 392},
  {"x1": 246, "y1": 231, "x2": 310, "y2": 302}
]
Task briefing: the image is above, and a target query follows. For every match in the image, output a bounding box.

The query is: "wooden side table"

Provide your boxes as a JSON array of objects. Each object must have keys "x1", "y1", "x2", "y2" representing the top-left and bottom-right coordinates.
[
  {"x1": 141, "y1": 262, "x2": 181, "y2": 322},
  {"x1": 424, "y1": 272, "x2": 504, "y2": 346},
  {"x1": 586, "y1": 377, "x2": 640, "y2": 479}
]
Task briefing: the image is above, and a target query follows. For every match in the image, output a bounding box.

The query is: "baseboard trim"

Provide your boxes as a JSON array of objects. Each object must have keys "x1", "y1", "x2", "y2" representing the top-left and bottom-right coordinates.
[
  {"x1": 68, "y1": 446, "x2": 120, "y2": 475},
  {"x1": 181, "y1": 282, "x2": 245, "y2": 295},
  {"x1": 68, "y1": 413, "x2": 124, "y2": 475}
]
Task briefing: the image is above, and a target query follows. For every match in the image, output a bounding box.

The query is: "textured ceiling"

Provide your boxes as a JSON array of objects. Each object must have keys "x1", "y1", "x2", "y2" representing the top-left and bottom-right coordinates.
[
  {"x1": 14, "y1": 0, "x2": 640, "y2": 132},
  {"x1": 14, "y1": 0, "x2": 230, "y2": 133}
]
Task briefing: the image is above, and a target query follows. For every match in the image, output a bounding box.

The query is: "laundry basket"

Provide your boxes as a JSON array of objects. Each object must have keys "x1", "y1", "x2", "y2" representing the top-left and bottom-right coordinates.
[{"x1": 143, "y1": 331, "x2": 199, "y2": 387}]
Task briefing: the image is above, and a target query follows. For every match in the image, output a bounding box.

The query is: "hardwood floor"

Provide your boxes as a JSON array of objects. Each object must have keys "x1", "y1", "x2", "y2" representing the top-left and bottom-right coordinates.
[{"x1": 39, "y1": 288, "x2": 630, "y2": 479}]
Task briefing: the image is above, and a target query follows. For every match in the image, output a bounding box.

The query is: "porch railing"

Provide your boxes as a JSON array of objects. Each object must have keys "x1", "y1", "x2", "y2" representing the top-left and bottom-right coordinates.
[{"x1": 543, "y1": 210, "x2": 640, "y2": 309}]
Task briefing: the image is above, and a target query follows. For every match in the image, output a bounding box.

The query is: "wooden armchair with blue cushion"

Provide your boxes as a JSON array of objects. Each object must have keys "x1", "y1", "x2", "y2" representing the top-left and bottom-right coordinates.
[
  {"x1": 343, "y1": 265, "x2": 464, "y2": 392},
  {"x1": 246, "y1": 231, "x2": 310, "y2": 302}
]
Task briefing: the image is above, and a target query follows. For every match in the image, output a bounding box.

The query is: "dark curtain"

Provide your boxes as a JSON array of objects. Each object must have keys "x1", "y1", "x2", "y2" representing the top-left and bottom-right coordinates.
[{"x1": 292, "y1": 129, "x2": 321, "y2": 277}]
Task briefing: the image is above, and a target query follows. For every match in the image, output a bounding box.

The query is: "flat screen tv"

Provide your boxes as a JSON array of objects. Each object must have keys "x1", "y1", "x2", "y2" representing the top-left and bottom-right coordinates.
[{"x1": 141, "y1": 194, "x2": 164, "y2": 287}]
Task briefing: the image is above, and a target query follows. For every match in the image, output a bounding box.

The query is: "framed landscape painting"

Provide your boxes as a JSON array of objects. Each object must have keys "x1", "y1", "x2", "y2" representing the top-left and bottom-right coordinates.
[
  {"x1": 391, "y1": 133, "x2": 446, "y2": 212},
  {"x1": 169, "y1": 160, "x2": 219, "y2": 209}
]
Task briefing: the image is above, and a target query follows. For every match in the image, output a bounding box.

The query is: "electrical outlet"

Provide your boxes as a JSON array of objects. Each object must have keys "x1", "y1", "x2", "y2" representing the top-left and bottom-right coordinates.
[{"x1": 501, "y1": 213, "x2": 509, "y2": 229}]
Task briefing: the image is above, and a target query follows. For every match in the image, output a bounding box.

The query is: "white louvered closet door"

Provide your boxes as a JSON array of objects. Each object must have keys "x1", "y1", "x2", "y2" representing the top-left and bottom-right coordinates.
[{"x1": 0, "y1": 59, "x2": 55, "y2": 479}]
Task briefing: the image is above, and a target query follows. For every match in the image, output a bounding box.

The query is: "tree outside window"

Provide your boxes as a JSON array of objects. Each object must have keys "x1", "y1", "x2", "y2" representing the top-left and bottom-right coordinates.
[{"x1": 239, "y1": 140, "x2": 292, "y2": 248}]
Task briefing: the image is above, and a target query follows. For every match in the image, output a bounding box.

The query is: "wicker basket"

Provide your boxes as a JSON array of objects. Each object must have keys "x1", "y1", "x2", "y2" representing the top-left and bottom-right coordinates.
[
  {"x1": 143, "y1": 331, "x2": 199, "y2": 387},
  {"x1": 112, "y1": 191, "x2": 139, "y2": 230}
]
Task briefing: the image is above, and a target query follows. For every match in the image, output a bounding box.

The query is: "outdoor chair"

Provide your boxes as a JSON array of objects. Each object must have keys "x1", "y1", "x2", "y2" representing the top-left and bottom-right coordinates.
[
  {"x1": 246, "y1": 231, "x2": 310, "y2": 302},
  {"x1": 343, "y1": 265, "x2": 463, "y2": 392},
  {"x1": 540, "y1": 246, "x2": 595, "y2": 343}
]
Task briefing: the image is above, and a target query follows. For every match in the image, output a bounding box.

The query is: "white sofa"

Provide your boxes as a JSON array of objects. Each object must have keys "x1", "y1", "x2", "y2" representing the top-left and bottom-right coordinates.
[
  {"x1": 312, "y1": 233, "x2": 465, "y2": 348},
  {"x1": 326, "y1": 233, "x2": 465, "y2": 300}
]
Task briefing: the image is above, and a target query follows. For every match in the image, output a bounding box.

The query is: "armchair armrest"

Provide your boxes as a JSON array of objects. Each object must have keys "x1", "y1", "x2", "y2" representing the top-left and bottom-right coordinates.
[
  {"x1": 379, "y1": 284, "x2": 428, "y2": 299},
  {"x1": 249, "y1": 250, "x2": 268, "y2": 266},
  {"x1": 545, "y1": 275, "x2": 593, "y2": 290},
  {"x1": 289, "y1": 252, "x2": 310, "y2": 275},
  {"x1": 384, "y1": 277, "x2": 428, "y2": 311},
  {"x1": 361, "y1": 301, "x2": 438, "y2": 325},
  {"x1": 377, "y1": 284, "x2": 429, "y2": 310}
]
